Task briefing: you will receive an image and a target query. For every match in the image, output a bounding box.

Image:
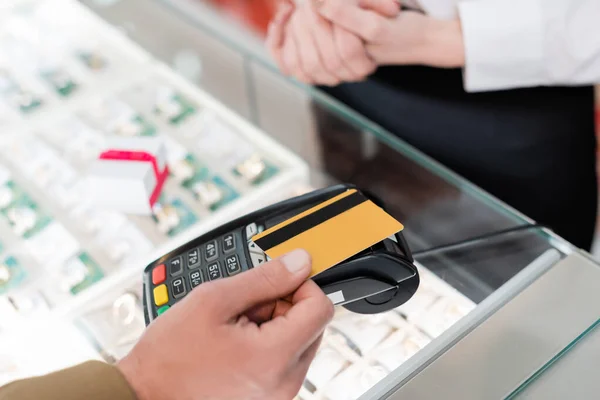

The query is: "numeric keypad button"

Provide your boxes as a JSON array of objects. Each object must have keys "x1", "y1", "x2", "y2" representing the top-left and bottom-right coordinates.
[
  {"x1": 190, "y1": 270, "x2": 203, "y2": 288},
  {"x1": 223, "y1": 233, "x2": 235, "y2": 253},
  {"x1": 168, "y1": 256, "x2": 183, "y2": 276},
  {"x1": 225, "y1": 255, "x2": 241, "y2": 276},
  {"x1": 207, "y1": 262, "x2": 222, "y2": 281},
  {"x1": 172, "y1": 277, "x2": 187, "y2": 299},
  {"x1": 187, "y1": 248, "x2": 201, "y2": 269},
  {"x1": 205, "y1": 241, "x2": 218, "y2": 261}
]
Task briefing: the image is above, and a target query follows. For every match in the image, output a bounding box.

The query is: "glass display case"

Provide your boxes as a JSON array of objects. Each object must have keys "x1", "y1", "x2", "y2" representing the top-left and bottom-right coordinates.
[{"x1": 1, "y1": 0, "x2": 599, "y2": 399}]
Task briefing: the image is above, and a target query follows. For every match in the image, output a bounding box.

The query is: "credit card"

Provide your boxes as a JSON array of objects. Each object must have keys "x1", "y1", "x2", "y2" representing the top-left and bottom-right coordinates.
[{"x1": 252, "y1": 189, "x2": 404, "y2": 277}]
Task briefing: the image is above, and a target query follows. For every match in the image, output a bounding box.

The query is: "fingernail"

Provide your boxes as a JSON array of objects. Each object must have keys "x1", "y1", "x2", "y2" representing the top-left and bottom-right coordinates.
[{"x1": 281, "y1": 249, "x2": 310, "y2": 274}]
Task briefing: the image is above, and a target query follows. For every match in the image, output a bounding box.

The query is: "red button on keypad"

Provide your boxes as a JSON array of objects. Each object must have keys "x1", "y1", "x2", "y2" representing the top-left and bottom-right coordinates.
[{"x1": 152, "y1": 264, "x2": 166, "y2": 285}]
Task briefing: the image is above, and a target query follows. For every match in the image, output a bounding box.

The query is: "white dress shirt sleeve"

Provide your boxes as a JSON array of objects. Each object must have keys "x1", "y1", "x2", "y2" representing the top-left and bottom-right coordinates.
[{"x1": 457, "y1": 0, "x2": 600, "y2": 92}]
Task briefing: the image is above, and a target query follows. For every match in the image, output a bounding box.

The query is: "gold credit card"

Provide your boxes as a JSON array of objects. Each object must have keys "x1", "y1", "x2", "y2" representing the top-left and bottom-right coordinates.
[{"x1": 252, "y1": 189, "x2": 404, "y2": 277}]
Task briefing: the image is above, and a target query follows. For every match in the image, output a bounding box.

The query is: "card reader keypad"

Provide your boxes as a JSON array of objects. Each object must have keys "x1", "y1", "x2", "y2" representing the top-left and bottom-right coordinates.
[{"x1": 148, "y1": 224, "x2": 265, "y2": 318}]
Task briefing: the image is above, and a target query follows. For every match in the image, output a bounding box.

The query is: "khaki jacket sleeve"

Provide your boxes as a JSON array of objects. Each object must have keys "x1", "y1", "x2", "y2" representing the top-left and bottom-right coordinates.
[{"x1": 0, "y1": 361, "x2": 137, "y2": 400}]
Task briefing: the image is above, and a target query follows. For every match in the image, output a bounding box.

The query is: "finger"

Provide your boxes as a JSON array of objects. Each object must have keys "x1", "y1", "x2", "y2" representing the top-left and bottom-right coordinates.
[
  {"x1": 358, "y1": 0, "x2": 400, "y2": 17},
  {"x1": 291, "y1": 7, "x2": 339, "y2": 85},
  {"x1": 245, "y1": 292, "x2": 293, "y2": 324},
  {"x1": 333, "y1": 27, "x2": 377, "y2": 81},
  {"x1": 317, "y1": 0, "x2": 388, "y2": 42},
  {"x1": 303, "y1": 3, "x2": 354, "y2": 83},
  {"x1": 282, "y1": 20, "x2": 313, "y2": 84},
  {"x1": 262, "y1": 279, "x2": 334, "y2": 358},
  {"x1": 209, "y1": 249, "x2": 312, "y2": 320},
  {"x1": 245, "y1": 302, "x2": 276, "y2": 324},
  {"x1": 267, "y1": 1, "x2": 294, "y2": 47},
  {"x1": 266, "y1": 2, "x2": 294, "y2": 75},
  {"x1": 245, "y1": 298, "x2": 292, "y2": 325},
  {"x1": 271, "y1": 298, "x2": 293, "y2": 319}
]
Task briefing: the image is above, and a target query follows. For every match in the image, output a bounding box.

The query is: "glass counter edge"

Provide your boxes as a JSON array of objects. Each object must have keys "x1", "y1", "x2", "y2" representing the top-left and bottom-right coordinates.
[{"x1": 357, "y1": 246, "x2": 565, "y2": 400}]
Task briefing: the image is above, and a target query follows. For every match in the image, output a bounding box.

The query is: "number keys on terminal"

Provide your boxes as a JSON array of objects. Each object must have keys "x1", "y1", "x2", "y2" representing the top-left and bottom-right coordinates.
[
  {"x1": 223, "y1": 233, "x2": 235, "y2": 253},
  {"x1": 190, "y1": 270, "x2": 203, "y2": 288},
  {"x1": 205, "y1": 241, "x2": 218, "y2": 261},
  {"x1": 225, "y1": 255, "x2": 241, "y2": 276},
  {"x1": 187, "y1": 248, "x2": 200, "y2": 268},
  {"x1": 172, "y1": 277, "x2": 187, "y2": 299},
  {"x1": 207, "y1": 262, "x2": 222, "y2": 280}
]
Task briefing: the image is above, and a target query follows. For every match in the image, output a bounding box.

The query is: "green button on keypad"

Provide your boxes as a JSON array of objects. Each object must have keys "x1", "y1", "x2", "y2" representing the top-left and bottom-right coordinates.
[{"x1": 157, "y1": 305, "x2": 170, "y2": 315}]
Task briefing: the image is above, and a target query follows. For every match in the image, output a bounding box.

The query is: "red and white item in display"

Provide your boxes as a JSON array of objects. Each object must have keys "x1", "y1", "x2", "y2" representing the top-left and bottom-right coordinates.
[{"x1": 88, "y1": 137, "x2": 169, "y2": 215}]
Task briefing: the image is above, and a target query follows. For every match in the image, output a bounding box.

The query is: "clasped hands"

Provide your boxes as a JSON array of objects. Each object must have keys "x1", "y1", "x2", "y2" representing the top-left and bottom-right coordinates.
[{"x1": 266, "y1": 0, "x2": 465, "y2": 86}]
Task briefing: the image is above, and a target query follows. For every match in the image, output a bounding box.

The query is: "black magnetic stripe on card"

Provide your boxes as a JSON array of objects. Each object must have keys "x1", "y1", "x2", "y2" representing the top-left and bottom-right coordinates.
[{"x1": 253, "y1": 191, "x2": 368, "y2": 250}]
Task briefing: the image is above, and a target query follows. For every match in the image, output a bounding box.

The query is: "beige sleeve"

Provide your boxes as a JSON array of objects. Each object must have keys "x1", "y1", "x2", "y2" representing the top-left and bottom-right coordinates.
[{"x1": 0, "y1": 361, "x2": 137, "y2": 400}]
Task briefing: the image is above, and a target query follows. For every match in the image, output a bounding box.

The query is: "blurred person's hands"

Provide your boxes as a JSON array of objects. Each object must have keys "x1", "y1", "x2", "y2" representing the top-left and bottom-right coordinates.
[
  {"x1": 317, "y1": 0, "x2": 465, "y2": 68},
  {"x1": 266, "y1": 0, "x2": 400, "y2": 86},
  {"x1": 118, "y1": 249, "x2": 334, "y2": 400}
]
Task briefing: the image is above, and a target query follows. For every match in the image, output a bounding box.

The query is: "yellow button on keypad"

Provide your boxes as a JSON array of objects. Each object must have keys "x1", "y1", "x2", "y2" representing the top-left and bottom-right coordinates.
[{"x1": 154, "y1": 284, "x2": 169, "y2": 306}]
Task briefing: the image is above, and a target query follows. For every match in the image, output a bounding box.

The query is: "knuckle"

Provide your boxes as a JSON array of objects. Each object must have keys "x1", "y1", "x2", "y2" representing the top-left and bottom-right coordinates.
[
  {"x1": 340, "y1": 39, "x2": 362, "y2": 61},
  {"x1": 359, "y1": 61, "x2": 377, "y2": 77},
  {"x1": 324, "y1": 299, "x2": 336, "y2": 321},
  {"x1": 304, "y1": 56, "x2": 322, "y2": 75},
  {"x1": 323, "y1": 55, "x2": 343, "y2": 73},
  {"x1": 364, "y1": 20, "x2": 385, "y2": 41},
  {"x1": 316, "y1": 296, "x2": 335, "y2": 322}
]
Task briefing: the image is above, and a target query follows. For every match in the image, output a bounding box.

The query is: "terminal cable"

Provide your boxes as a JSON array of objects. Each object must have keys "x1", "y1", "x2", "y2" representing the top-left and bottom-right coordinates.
[{"x1": 412, "y1": 224, "x2": 548, "y2": 258}]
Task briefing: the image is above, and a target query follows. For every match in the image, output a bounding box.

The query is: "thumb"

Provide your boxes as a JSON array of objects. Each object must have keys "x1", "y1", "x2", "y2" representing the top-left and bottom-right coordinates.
[
  {"x1": 359, "y1": 0, "x2": 400, "y2": 17},
  {"x1": 211, "y1": 249, "x2": 312, "y2": 320}
]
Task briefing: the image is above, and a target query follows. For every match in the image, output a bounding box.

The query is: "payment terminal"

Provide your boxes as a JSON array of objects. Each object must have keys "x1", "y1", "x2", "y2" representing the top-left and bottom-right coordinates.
[{"x1": 142, "y1": 184, "x2": 420, "y2": 325}]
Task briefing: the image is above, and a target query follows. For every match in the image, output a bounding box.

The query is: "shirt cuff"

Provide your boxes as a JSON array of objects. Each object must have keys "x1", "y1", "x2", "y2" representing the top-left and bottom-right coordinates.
[{"x1": 457, "y1": 0, "x2": 545, "y2": 92}]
